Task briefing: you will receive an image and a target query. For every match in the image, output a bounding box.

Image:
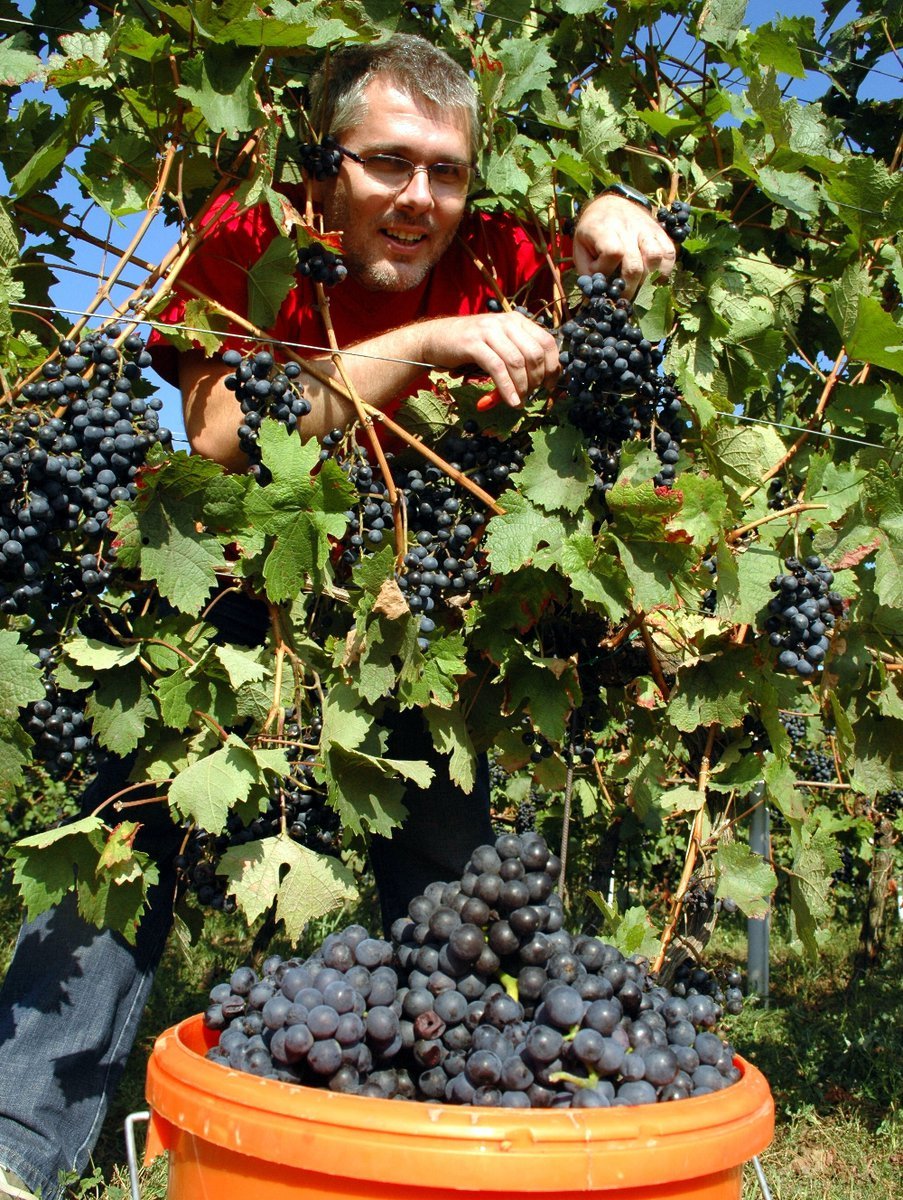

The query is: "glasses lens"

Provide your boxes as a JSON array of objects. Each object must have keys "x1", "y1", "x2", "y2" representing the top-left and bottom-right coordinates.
[
  {"x1": 363, "y1": 155, "x2": 414, "y2": 187},
  {"x1": 429, "y1": 162, "x2": 471, "y2": 193}
]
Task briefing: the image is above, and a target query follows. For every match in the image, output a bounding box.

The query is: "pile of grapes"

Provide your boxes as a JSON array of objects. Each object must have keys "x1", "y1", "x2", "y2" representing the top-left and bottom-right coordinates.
[
  {"x1": 202, "y1": 833, "x2": 745, "y2": 1107},
  {"x1": 760, "y1": 555, "x2": 844, "y2": 678}
]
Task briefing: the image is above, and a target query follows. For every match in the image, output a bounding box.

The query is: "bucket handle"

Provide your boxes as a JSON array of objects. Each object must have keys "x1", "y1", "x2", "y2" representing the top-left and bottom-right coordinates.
[
  {"x1": 124, "y1": 1110, "x2": 150, "y2": 1200},
  {"x1": 752, "y1": 1155, "x2": 773, "y2": 1200}
]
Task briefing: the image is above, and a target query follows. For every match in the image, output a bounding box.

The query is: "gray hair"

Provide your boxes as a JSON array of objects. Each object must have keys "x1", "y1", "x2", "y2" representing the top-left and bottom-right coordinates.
[{"x1": 310, "y1": 34, "x2": 480, "y2": 162}]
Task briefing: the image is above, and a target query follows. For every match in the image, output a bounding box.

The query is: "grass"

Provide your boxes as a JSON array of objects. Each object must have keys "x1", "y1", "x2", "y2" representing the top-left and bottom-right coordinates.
[{"x1": 2, "y1": 882, "x2": 900, "y2": 1199}]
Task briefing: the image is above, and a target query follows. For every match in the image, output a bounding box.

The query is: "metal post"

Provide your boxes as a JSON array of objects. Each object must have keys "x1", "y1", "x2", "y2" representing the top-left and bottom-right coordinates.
[{"x1": 747, "y1": 782, "x2": 770, "y2": 1003}]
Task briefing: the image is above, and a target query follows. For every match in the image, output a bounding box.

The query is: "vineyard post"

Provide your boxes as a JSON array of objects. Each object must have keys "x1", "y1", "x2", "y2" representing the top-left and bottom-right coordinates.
[{"x1": 748, "y1": 783, "x2": 771, "y2": 1003}]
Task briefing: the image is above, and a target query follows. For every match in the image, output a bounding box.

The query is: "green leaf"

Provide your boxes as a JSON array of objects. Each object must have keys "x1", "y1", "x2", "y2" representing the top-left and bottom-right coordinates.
[
  {"x1": 114, "y1": 18, "x2": 171, "y2": 62},
  {"x1": 86, "y1": 670, "x2": 156, "y2": 756},
  {"x1": 484, "y1": 491, "x2": 556, "y2": 574},
  {"x1": 845, "y1": 297, "x2": 903, "y2": 376},
  {"x1": 245, "y1": 424, "x2": 353, "y2": 601},
  {"x1": 174, "y1": 47, "x2": 262, "y2": 136},
  {"x1": 220, "y1": 834, "x2": 357, "y2": 942},
  {"x1": 9, "y1": 817, "x2": 105, "y2": 920},
  {"x1": 168, "y1": 736, "x2": 262, "y2": 833},
  {"x1": 77, "y1": 824, "x2": 159, "y2": 944},
  {"x1": 577, "y1": 80, "x2": 627, "y2": 167},
  {"x1": 64, "y1": 637, "x2": 142, "y2": 672},
  {"x1": 496, "y1": 37, "x2": 555, "y2": 109},
  {"x1": 246, "y1": 235, "x2": 298, "y2": 331},
  {"x1": 658, "y1": 784, "x2": 705, "y2": 813},
  {"x1": 0, "y1": 32, "x2": 44, "y2": 85},
  {"x1": 696, "y1": 0, "x2": 747, "y2": 49},
  {"x1": 11, "y1": 94, "x2": 99, "y2": 196},
  {"x1": 788, "y1": 824, "x2": 840, "y2": 959},
  {"x1": 424, "y1": 705, "x2": 477, "y2": 794},
  {"x1": 323, "y1": 742, "x2": 427, "y2": 838},
  {"x1": 706, "y1": 422, "x2": 785, "y2": 489},
  {"x1": 0, "y1": 720, "x2": 33, "y2": 789},
  {"x1": 519, "y1": 425, "x2": 594, "y2": 515},
  {"x1": 714, "y1": 840, "x2": 776, "y2": 918},
  {"x1": 756, "y1": 166, "x2": 820, "y2": 220},
  {"x1": 668, "y1": 648, "x2": 755, "y2": 732},
  {"x1": 749, "y1": 21, "x2": 808, "y2": 78},
  {"x1": 0, "y1": 629, "x2": 43, "y2": 719},
  {"x1": 213, "y1": 644, "x2": 268, "y2": 689}
]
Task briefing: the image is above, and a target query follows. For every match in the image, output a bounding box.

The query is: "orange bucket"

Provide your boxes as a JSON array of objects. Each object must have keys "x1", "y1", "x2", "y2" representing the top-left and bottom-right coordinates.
[{"x1": 145, "y1": 1013, "x2": 773, "y2": 1199}]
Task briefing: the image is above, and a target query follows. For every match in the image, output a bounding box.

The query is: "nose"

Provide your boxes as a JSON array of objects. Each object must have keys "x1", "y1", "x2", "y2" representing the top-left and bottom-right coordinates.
[{"x1": 395, "y1": 166, "x2": 434, "y2": 212}]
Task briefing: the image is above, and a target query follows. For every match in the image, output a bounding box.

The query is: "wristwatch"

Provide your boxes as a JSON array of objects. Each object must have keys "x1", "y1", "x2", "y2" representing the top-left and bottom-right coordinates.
[{"x1": 600, "y1": 182, "x2": 654, "y2": 212}]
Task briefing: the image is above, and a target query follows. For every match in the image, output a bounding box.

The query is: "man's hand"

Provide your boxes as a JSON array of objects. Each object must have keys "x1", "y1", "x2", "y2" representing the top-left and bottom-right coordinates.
[
  {"x1": 416, "y1": 311, "x2": 561, "y2": 409},
  {"x1": 573, "y1": 193, "x2": 676, "y2": 296}
]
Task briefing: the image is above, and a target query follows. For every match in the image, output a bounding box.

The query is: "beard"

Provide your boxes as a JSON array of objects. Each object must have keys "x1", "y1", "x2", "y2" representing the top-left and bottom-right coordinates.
[{"x1": 323, "y1": 185, "x2": 462, "y2": 293}]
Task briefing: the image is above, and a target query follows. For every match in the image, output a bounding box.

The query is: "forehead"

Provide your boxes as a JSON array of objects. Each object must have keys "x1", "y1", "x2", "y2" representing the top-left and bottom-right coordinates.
[{"x1": 347, "y1": 77, "x2": 471, "y2": 158}]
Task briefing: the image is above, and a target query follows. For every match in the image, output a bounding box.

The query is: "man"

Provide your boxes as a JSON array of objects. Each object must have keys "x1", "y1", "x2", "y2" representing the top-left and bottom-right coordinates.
[{"x1": 0, "y1": 33, "x2": 675, "y2": 1200}]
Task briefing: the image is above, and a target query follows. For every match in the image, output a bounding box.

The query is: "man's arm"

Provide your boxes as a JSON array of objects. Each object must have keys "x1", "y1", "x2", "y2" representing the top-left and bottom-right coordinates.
[
  {"x1": 180, "y1": 309, "x2": 561, "y2": 468},
  {"x1": 573, "y1": 193, "x2": 676, "y2": 295}
]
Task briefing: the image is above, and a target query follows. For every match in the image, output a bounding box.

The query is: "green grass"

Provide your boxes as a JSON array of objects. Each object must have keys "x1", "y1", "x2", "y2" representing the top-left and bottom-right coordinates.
[{"x1": 2, "y1": 882, "x2": 900, "y2": 1200}]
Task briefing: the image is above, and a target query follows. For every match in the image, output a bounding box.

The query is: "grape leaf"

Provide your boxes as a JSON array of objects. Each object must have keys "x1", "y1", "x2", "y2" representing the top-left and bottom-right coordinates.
[
  {"x1": 668, "y1": 648, "x2": 755, "y2": 732},
  {"x1": 788, "y1": 824, "x2": 840, "y2": 958},
  {"x1": 322, "y1": 743, "x2": 431, "y2": 838},
  {"x1": 76, "y1": 825, "x2": 160, "y2": 944},
  {"x1": 219, "y1": 834, "x2": 357, "y2": 941},
  {"x1": 424, "y1": 704, "x2": 477, "y2": 793},
  {"x1": 519, "y1": 424, "x2": 594, "y2": 515},
  {"x1": 245, "y1": 424, "x2": 354, "y2": 602},
  {"x1": 86, "y1": 670, "x2": 156, "y2": 756},
  {"x1": 246, "y1": 235, "x2": 298, "y2": 330},
  {"x1": 213, "y1": 644, "x2": 268, "y2": 689},
  {"x1": 168, "y1": 736, "x2": 263, "y2": 833},
  {"x1": 64, "y1": 637, "x2": 142, "y2": 672},
  {"x1": 0, "y1": 719, "x2": 33, "y2": 789},
  {"x1": 484, "y1": 491, "x2": 557, "y2": 574},
  {"x1": 9, "y1": 817, "x2": 105, "y2": 920},
  {"x1": 174, "y1": 47, "x2": 262, "y2": 136},
  {"x1": 0, "y1": 629, "x2": 43, "y2": 719},
  {"x1": 714, "y1": 841, "x2": 776, "y2": 918}
]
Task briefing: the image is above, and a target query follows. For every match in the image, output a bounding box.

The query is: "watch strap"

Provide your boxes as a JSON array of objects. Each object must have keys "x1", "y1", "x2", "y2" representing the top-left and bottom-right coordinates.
[{"x1": 600, "y1": 182, "x2": 655, "y2": 212}]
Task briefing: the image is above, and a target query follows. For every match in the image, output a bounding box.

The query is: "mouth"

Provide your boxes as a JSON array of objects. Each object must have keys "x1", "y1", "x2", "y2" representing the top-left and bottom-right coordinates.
[{"x1": 381, "y1": 227, "x2": 428, "y2": 249}]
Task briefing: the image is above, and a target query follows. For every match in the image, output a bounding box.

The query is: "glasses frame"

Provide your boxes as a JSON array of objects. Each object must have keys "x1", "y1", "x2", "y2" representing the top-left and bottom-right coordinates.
[{"x1": 335, "y1": 144, "x2": 480, "y2": 197}]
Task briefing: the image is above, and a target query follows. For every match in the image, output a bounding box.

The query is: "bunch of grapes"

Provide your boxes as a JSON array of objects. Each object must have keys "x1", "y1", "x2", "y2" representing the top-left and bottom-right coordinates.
[
  {"x1": 558, "y1": 273, "x2": 684, "y2": 493},
  {"x1": 297, "y1": 135, "x2": 343, "y2": 180},
  {"x1": 760, "y1": 555, "x2": 844, "y2": 678},
  {"x1": 1, "y1": 330, "x2": 170, "y2": 617},
  {"x1": 779, "y1": 712, "x2": 807, "y2": 744},
  {"x1": 22, "y1": 649, "x2": 93, "y2": 778},
  {"x1": 203, "y1": 832, "x2": 746, "y2": 1107},
  {"x1": 656, "y1": 200, "x2": 692, "y2": 244},
  {"x1": 798, "y1": 747, "x2": 834, "y2": 783},
  {"x1": 336, "y1": 432, "x2": 525, "y2": 647},
  {"x1": 222, "y1": 348, "x2": 311, "y2": 477},
  {"x1": 297, "y1": 244, "x2": 347, "y2": 287}
]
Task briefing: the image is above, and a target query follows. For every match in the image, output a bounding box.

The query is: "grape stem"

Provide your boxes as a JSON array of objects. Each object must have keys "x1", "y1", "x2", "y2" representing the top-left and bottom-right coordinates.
[
  {"x1": 725, "y1": 502, "x2": 827, "y2": 543},
  {"x1": 652, "y1": 724, "x2": 717, "y2": 974}
]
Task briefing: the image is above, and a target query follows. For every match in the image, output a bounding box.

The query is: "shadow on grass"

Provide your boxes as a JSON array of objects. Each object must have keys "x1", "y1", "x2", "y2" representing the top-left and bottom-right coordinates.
[{"x1": 721, "y1": 922, "x2": 902, "y2": 1131}]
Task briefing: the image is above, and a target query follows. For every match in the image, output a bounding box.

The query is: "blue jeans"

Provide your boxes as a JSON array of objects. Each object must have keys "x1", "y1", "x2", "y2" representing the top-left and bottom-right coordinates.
[{"x1": 0, "y1": 707, "x2": 490, "y2": 1199}]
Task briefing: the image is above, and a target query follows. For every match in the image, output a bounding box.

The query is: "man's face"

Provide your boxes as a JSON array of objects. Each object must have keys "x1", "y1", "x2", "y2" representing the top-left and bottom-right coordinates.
[{"x1": 320, "y1": 78, "x2": 472, "y2": 292}]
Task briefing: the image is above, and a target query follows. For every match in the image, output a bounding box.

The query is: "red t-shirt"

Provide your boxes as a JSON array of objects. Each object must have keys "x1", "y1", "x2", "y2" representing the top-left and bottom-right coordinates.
[{"x1": 149, "y1": 187, "x2": 566, "y2": 415}]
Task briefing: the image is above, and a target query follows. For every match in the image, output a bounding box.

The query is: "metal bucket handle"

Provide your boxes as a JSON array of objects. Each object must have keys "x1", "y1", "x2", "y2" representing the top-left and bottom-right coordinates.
[{"x1": 124, "y1": 1110, "x2": 150, "y2": 1200}]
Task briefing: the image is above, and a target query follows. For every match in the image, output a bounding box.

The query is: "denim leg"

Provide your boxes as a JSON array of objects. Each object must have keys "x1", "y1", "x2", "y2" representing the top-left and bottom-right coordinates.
[
  {"x1": 0, "y1": 760, "x2": 179, "y2": 1200},
  {"x1": 368, "y1": 709, "x2": 493, "y2": 933}
]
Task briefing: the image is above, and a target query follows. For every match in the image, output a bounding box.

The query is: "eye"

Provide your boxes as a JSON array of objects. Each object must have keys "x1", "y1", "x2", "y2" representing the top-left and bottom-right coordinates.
[{"x1": 430, "y1": 163, "x2": 468, "y2": 184}]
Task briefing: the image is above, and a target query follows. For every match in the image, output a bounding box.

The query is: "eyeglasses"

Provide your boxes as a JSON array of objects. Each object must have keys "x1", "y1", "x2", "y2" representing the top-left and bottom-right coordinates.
[{"x1": 336, "y1": 145, "x2": 479, "y2": 197}]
